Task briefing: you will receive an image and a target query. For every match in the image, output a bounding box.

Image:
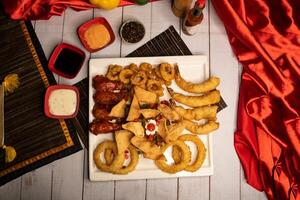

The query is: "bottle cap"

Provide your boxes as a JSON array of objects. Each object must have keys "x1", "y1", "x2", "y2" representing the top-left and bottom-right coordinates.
[{"x1": 196, "y1": 0, "x2": 206, "y2": 9}]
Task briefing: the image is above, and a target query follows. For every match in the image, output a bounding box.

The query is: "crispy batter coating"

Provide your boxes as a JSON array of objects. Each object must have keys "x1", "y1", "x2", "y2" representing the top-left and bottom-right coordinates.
[
  {"x1": 155, "y1": 140, "x2": 191, "y2": 174},
  {"x1": 106, "y1": 65, "x2": 122, "y2": 81},
  {"x1": 174, "y1": 65, "x2": 220, "y2": 93},
  {"x1": 119, "y1": 69, "x2": 135, "y2": 84},
  {"x1": 159, "y1": 63, "x2": 175, "y2": 82},
  {"x1": 172, "y1": 105, "x2": 218, "y2": 120},
  {"x1": 183, "y1": 120, "x2": 219, "y2": 134},
  {"x1": 172, "y1": 135, "x2": 206, "y2": 172},
  {"x1": 168, "y1": 88, "x2": 221, "y2": 107}
]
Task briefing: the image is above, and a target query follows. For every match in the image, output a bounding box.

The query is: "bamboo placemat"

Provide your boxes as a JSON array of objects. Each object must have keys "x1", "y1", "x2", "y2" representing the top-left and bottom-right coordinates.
[
  {"x1": 0, "y1": 12, "x2": 82, "y2": 186},
  {"x1": 74, "y1": 26, "x2": 227, "y2": 148}
]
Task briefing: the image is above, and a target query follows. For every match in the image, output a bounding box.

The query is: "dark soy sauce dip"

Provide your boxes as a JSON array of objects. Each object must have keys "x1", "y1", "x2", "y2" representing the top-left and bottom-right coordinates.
[{"x1": 54, "y1": 48, "x2": 84, "y2": 76}]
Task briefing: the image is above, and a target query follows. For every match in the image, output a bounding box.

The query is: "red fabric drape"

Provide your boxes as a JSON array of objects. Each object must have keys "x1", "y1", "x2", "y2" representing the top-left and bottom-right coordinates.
[
  {"x1": 0, "y1": 0, "x2": 157, "y2": 20},
  {"x1": 211, "y1": 0, "x2": 300, "y2": 199}
]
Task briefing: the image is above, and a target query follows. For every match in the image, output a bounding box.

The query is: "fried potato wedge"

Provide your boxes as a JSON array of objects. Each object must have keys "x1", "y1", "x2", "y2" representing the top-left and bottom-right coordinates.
[
  {"x1": 93, "y1": 140, "x2": 121, "y2": 172},
  {"x1": 127, "y1": 95, "x2": 140, "y2": 121},
  {"x1": 122, "y1": 122, "x2": 145, "y2": 137},
  {"x1": 131, "y1": 136, "x2": 162, "y2": 160},
  {"x1": 155, "y1": 140, "x2": 191, "y2": 174},
  {"x1": 158, "y1": 104, "x2": 181, "y2": 121},
  {"x1": 174, "y1": 65, "x2": 220, "y2": 93},
  {"x1": 165, "y1": 122, "x2": 185, "y2": 143},
  {"x1": 109, "y1": 99, "x2": 127, "y2": 118},
  {"x1": 134, "y1": 86, "x2": 157, "y2": 104},
  {"x1": 183, "y1": 120, "x2": 219, "y2": 134},
  {"x1": 113, "y1": 145, "x2": 139, "y2": 174},
  {"x1": 168, "y1": 88, "x2": 221, "y2": 107},
  {"x1": 172, "y1": 105, "x2": 218, "y2": 120},
  {"x1": 140, "y1": 109, "x2": 161, "y2": 119},
  {"x1": 172, "y1": 135, "x2": 206, "y2": 172}
]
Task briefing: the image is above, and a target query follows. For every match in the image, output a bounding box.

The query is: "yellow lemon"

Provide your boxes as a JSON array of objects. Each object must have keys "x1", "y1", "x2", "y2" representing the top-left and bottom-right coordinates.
[{"x1": 90, "y1": 0, "x2": 120, "y2": 10}]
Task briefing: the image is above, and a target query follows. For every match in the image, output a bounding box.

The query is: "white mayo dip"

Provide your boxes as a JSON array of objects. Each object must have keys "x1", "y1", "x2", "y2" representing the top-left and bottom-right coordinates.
[{"x1": 48, "y1": 89, "x2": 77, "y2": 116}]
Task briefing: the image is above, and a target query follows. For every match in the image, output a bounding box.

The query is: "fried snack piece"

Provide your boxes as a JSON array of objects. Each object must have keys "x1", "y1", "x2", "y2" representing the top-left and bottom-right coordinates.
[
  {"x1": 131, "y1": 71, "x2": 148, "y2": 86},
  {"x1": 119, "y1": 69, "x2": 135, "y2": 84},
  {"x1": 127, "y1": 95, "x2": 140, "y2": 121},
  {"x1": 172, "y1": 105, "x2": 218, "y2": 120},
  {"x1": 168, "y1": 88, "x2": 221, "y2": 107},
  {"x1": 158, "y1": 104, "x2": 181, "y2": 121},
  {"x1": 174, "y1": 65, "x2": 220, "y2": 93},
  {"x1": 93, "y1": 140, "x2": 120, "y2": 172},
  {"x1": 122, "y1": 122, "x2": 145, "y2": 137},
  {"x1": 155, "y1": 140, "x2": 191, "y2": 174},
  {"x1": 134, "y1": 86, "x2": 158, "y2": 104},
  {"x1": 165, "y1": 122, "x2": 185, "y2": 143},
  {"x1": 109, "y1": 99, "x2": 127, "y2": 118},
  {"x1": 140, "y1": 109, "x2": 161, "y2": 119},
  {"x1": 104, "y1": 148, "x2": 114, "y2": 165},
  {"x1": 147, "y1": 79, "x2": 164, "y2": 97},
  {"x1": 93, "y1": 75, "x2": 124, "y2": 92},
  {"x1": 159, "y1": 63, "x2": 175, "y2": 82},
  {"x1": 109, "y1": 130, "x2": 133, "y2": 171},
  {"x1": 157, "y1": 118, "x2": 168, "y2": 139},
  {"x1": 139, "y1": 62, "x2": 152, "y2": 72},
  {"x1": 89, "y1": 121, "x2": 122, "y2": 135},
  {"x1": 183, "y1": 120, "x2": 219, "y2": 134},
  {"x1": 131, "y1": 136, "x2": 162, "y2": 160},
  {"x1": 106, "y1": 65, "x2": 122, "y2": 81},
  {"x1": 113, "y1": 145, "x2": 139, "y2": 174},
  {"x1": 172, "y1": 135, "x2": 206, "y2": 172},
  {"x1": 127, "y1": 63, "x2": 139, "y2": 72}
]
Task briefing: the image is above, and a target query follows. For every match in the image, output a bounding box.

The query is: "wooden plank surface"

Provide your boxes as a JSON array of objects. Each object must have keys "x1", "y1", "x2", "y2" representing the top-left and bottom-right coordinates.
[{"x1": 0, "y1": 2, "x2": 267, "y2": 200}]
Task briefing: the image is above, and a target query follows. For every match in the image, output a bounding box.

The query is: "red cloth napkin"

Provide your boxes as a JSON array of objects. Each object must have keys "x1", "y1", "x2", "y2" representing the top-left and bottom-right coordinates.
[
  {"x1": 1, "y1": 0, "x2": 156, "y2": 20},
  {"x1": 211, "y1": 0, "x2": 300, "y2": 200}
]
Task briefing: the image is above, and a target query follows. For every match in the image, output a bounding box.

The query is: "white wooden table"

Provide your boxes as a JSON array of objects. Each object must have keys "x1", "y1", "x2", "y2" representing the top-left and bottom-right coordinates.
[{"x1": 0, "y1": 1, "x2": 267, "y2": 200}]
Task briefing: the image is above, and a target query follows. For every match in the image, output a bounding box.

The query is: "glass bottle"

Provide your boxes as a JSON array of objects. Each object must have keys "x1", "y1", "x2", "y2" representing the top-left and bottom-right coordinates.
[{"x1": 182, "y1": 1, "x2": 204, "y2": 35}]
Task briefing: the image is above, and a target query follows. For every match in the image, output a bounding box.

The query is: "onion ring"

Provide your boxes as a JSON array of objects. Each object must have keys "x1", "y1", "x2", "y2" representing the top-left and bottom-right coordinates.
[
  {"x1": 104, "y1": 149, "x2": 114, "y2": 165},
  {"x1": 93, "y1": 140, "x2": 120, "y2": 172},
  {"x1": 113, "y1": 145, "x2": 139, "y2": 174},
  {"x1": 155, "y1": 140, "x2": 191, "y2": 174},
  {"x1": 147, "y1": 79, "x2": 164, "y2": 96},
  {"x1": 131, "y1": 71, "x2": 148, "y2": 86},
  {"x1": 106, "y1": 65, "x2": 122, "y2": 81},
  {"x1": 119, "y1": 69, "x2": 134, "y2": 84},
  {"x1": 159, "y1": 63, "x2": 175, "y2": 82},
  {"x1": 139, "y1": 62, "x2": 152, "y2": 72},
  {"x1": 172, "y1": 135, "x2": 206, "y2": 172}
]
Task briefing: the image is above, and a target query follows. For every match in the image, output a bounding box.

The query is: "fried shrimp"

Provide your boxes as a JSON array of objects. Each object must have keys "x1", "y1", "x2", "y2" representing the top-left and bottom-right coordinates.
[
  {"x1": 119, "y1": 69, "x2": 135, "y2": 84},
  {"x1": 183, "y1": 120, "x2": 219, "y2": 134},
  {"x1": 172, "y1": 135, "x2": 206, "y2": 172},
  {"x1": 174, "y1": 65, "x2": 220, "y2": 93},
  {"x1": 158, "y1": 104, "x2": 181, "y2": 121},
  {"x1": 106, "y1": 65, "x2": 122, "y2": 81},
  {"x1": 168, "y1": 88, "x2": 221, "y2": 107},
  {"x1": 172, "y1": 105, "x2": 218, "y2": 120},
  {"x1": 131, "y1": 70, "x2": 148, "y2": 86},
  {"x1": 155, "y1": 140, "x2": 191, "y2": 174},
  {"x1": 159, "y1": 63, "x2": 175, "y2": 82}
]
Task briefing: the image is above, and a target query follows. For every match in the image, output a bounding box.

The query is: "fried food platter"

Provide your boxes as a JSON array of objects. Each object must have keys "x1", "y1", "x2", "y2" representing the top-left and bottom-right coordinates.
[{"x1": 89, "y1": 55, "x2": 217, "y2": 181}]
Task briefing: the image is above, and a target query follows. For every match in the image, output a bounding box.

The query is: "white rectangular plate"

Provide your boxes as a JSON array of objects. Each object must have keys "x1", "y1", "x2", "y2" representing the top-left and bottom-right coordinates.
[{"x1": 89, "y1": 55, "x2": 213, "y2": 181}]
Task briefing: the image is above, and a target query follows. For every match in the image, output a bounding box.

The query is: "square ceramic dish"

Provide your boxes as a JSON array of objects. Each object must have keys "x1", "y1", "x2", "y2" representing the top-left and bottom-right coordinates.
[
  {"x1": 44, "y1": 85, "x2": 80, "y2": 119},
  {"x1": 77, "y1": 17, "x2": 115, "y2": 53},
  {"x1": 89, "y1": 55, "x2": 214, "y2": 181}
]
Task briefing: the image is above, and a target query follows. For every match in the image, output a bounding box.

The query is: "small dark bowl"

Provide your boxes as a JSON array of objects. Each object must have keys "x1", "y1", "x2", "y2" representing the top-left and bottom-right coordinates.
[{"x1": 120, "y1": 20, "x2": 145, "y2": 43}]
